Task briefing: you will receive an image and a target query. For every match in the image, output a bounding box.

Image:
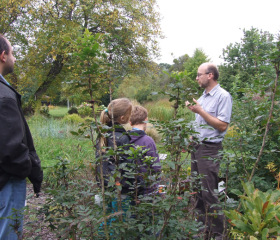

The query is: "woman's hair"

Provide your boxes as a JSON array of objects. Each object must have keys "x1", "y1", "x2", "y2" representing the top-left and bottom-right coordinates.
[
  {"x1": 100, "y1": 98, "x2": 132, "y2": 125},
  {"x1": 99, "y1": 98, "x2": 132, "y2": 149}
]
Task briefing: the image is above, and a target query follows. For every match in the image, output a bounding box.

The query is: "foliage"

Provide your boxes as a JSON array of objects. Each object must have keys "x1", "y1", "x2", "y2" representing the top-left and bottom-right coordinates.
[
  {"x1": 39, "y1": 106, "x2": 50, "y2": 117},
  {"x1": 68, "y1": 107, "x2": 78, "y2": 115},
  {"x1": 144, "y1": 99, "x2": 174, "y2": 121},
  {"x1": 20, "y1": 25, "x2": 280, "y2": 239},
  {"x1": 26, "y1": 72, "x2": 210, "y2": 239},
  {"x1": 115, "y1": 62, "x2": 162, "y2": 103},
  {"x1": 266, "y1": 162, "x2": 280, "y2": 189},
  {"x1": 225, "y1": 181, "x2": 280, "y2": 240},
  {"x1": 221, "y1": 28, "x2": 280, "y2": 193},
  {"x1": 31, "y1": 115, "x2": 203, "y2": 239},
  {"x1": 62, "y1": 114, "x2": 84, "y2": 124},
  {"x1": 169, "y1": 54, "x2": 189, "y2": 72},
  {"x1": 184, "y1": 48, "x2": 210, "y2": 84},
  {"x1": 158, "y1": 49, "x2": 209, "y2": 103},
  {"x1": 77, "y1": 102, "x2": 93, "y2": 118},
  {"x1": 2, "y1": 0, "x2": 162, "y2": 106},
  {"x1": 219, "y1": 27, "x2": 275, "y2": 94}
]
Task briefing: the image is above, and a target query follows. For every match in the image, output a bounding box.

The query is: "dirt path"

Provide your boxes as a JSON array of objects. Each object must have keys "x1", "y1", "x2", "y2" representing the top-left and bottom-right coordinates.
[{"x1": 24, "y1": 184, "x2": 56, "y2": 240}]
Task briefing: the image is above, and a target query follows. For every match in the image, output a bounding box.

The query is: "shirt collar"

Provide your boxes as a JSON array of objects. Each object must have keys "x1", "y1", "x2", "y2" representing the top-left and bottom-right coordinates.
[
  {"x1": 203, "y1": 84, "x2": 220, "y2": 97},
  {"x1": 0, "y1": 74, "x2": 10, "y2": 85}
]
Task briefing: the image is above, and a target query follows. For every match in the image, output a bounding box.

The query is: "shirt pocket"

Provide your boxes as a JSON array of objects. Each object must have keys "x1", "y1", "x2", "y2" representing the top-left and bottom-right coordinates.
[{"x1": 206, "y1": 106, "x2": 217, "y2": 117}]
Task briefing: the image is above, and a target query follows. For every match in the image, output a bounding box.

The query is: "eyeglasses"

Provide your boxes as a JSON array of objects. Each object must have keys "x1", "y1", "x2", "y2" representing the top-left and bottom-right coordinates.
[{"x1": 196, "y1": 72, "x2": 210, "y2": 78}]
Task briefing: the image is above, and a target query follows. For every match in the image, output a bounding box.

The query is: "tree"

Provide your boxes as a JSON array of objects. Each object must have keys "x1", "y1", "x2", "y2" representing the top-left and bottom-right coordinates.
[
  {"x1": 0, "y1": 0, "x2": 31, "y2": 34},
  {"x1": 169, "y1": 54, "x2": 189, "y2": 72},
  {"x1": 115, "y1": 62, "x2": 162, "y2": 103},
  {"x1": 4, "y1": 0, "x2": 162, "y2": 105},
  {"x1": 220, "y1": 28, "x2": 280, "y2": 192},
  {"x1": 184, "y1": 48, "x2": 210, "y2": 82},
  {"x1": 219, "y1": 27, "x2": 275, "y2": 94}
]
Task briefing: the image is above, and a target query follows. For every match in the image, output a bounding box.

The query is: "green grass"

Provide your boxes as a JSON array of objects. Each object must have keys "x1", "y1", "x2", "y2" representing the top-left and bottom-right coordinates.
[
  {"x1": 144, "y1": 99, "x2": 174, "y2": 121},
  {"x1": 27, "y1": 114, "x2": 94, "y2": 170},
  {"x1": 49, "y1": 106, "x2": 69, "y2": 117},
  {"x1": 143, "y1": 98, "x2": 194, "y2": 122}
]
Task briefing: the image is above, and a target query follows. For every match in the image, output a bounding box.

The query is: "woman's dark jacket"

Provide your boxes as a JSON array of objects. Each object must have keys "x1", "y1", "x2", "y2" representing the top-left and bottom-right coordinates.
[
  {"x1": 0, "y1": 76, "x2": 43, "y2": 193},
  {"x1": 96, "y1": 124, "x2": 132, "y2": 194}
]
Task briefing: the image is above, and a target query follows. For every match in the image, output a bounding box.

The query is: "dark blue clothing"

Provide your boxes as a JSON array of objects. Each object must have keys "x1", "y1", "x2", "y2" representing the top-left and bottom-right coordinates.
[
  {"x1": 96, "y1": 124, "x2": 133, "y2": 194},
  {"x1": 129, "y1": 130, "x2": 161, "y2": 195}
]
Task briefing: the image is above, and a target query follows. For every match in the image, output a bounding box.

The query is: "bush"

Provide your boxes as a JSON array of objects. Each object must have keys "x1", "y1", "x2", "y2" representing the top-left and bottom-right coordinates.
[
  {"x1": 39, "y1": 106, "x2": 50, "y2": 117},
  {"x1": 68, "y1": 107, "x2": 78, "y2": 115},
  {"x1": 77, "y1": 102, "x2": 93, "y2": 117},
  {"x1": 62, "y1": 114, "x2": 84, "y2": 124},
  {"x1": 225, "y1": 181, "x2": 280, "y2": 239}
]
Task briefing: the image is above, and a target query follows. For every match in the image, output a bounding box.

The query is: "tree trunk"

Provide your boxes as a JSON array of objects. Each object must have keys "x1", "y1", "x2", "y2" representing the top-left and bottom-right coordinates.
[{"x1": 35, "y1": 54, "x2": 64, "y2": 99}]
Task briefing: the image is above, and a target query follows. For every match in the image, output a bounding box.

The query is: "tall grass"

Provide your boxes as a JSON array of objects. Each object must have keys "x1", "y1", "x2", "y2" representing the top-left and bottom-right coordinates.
[
  {"x1": 27, "y1": 114, "x2": 94, "y2": 171},
  {"x1": 143, "y1": 98, "x2": 195, "y2": 122},
  {"x1": 144, "y1": 99, "x2": 174, "y2": 121}
]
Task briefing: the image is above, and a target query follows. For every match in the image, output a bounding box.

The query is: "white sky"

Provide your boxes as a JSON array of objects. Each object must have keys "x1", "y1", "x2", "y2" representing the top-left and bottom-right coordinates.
[{"x1": 155, "y1": 0, "x2": 280, "y2": 65}]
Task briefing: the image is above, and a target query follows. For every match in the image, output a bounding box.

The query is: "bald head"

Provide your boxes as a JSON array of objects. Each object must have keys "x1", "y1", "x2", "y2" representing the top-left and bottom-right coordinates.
[{"x1": 199, "y1": 63, "x2": 219, "y2": 81}]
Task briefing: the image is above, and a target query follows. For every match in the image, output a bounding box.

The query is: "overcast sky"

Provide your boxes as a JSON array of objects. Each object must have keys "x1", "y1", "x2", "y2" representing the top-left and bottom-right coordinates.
[{"x1": 155, "y1": 0, "x2": 280, "y2": 65}]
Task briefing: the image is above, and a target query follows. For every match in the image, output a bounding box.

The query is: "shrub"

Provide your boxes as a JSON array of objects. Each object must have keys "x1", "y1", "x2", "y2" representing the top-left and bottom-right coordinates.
[
  {"x1": 68, "y1": 107, "x2": 78, "y2": 115},
  {"x1": 225, "y1": 181, "x2": 280, "y2": 239},
  {"x1": 62, "y1": 114, "x2": 84, "y2": 124},
  {"x1": 77, "y1": 102, "x2": 93, "y2": 117},
  {"x1": 39, "y1": 106, "x2": 50, "y2": 117},
  {"x1": 225, "y1": 125, "x2": 240, "y2": 139}
]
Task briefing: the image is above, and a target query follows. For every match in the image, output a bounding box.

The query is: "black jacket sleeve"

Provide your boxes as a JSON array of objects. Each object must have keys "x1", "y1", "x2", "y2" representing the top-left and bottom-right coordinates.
[{"x1": 0, "y1": 98, "x2": 32, "y2": 178}]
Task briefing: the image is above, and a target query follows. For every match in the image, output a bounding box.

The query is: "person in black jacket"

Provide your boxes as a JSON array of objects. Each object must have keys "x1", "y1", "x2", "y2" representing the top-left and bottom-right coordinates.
[
  {"x1": 96, "y1": 98, "x2": 133, "y2": 228},
  {"x1": 96, "y1": 98, "x2": 133, "y2": 194},
  {"x1": 0, "y1": 34, "x2": 43, "y2": 239}
]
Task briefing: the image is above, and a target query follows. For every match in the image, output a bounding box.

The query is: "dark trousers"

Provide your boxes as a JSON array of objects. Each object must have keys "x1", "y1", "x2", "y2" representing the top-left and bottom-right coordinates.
[{"x1": 191, "y1": 142, "x2": 226, "y2": 236}]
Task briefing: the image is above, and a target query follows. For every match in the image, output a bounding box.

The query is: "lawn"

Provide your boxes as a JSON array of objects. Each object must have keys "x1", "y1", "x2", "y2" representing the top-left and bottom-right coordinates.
[
  {"x1": 27, "y1": 112, "x2": 94, "y2": 176},
  {"x1": 49, "y1": 106, "x2": 69, "y2": 118}
]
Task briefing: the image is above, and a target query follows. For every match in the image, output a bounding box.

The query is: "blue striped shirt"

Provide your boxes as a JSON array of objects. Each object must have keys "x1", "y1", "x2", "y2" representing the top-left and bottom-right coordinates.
[{"x1": 195, "y1": 84, "x2": 232, "y2": 143}]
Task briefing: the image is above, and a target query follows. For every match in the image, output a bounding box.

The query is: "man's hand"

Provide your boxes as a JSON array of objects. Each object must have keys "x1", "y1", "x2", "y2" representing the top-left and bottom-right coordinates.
[
  {"x1": 185, "y1": 98, "x2": 202, "y2": 114},
  {"x1": 186, "y1": 98, "x2": 229, "y2": 132}
]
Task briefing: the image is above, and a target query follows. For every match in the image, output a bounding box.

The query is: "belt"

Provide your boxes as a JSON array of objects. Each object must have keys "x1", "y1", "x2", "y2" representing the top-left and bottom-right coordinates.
[{"x1": 202, "y1": 141, "x2": 221, "y2": 145}]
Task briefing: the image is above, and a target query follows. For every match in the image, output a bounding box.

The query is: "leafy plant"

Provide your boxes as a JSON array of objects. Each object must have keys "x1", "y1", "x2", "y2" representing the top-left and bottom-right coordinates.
[
  {"x1": 39, "y1": 106, "x2": 50, "y2": 117},
  {"x1": 225, "y1": 181, "x2": 280, "y2": 240},
  {"x1": 62, "y1": 114, "x2": 84, "y2": 124}
]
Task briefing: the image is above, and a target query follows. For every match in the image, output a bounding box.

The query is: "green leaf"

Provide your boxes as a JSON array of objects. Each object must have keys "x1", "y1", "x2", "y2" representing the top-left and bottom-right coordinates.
[
  {"x1": 261, "y1": 228, "x2": 269, "y2": 240},
  {"x1": 70, "y1": 131, "x2": 79, "y2": 135},
  {"x1": 231, "y1": 189, "x2": 242, "y2": 196},
  {"x1": 167, "y1": 161, "x2": 175, "y2": 170}
]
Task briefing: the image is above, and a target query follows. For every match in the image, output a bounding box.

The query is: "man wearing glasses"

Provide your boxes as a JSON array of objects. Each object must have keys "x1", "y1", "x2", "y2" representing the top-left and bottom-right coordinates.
[{"x1": 186, "y1": 63, "x2": 232, "y2": 240}]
